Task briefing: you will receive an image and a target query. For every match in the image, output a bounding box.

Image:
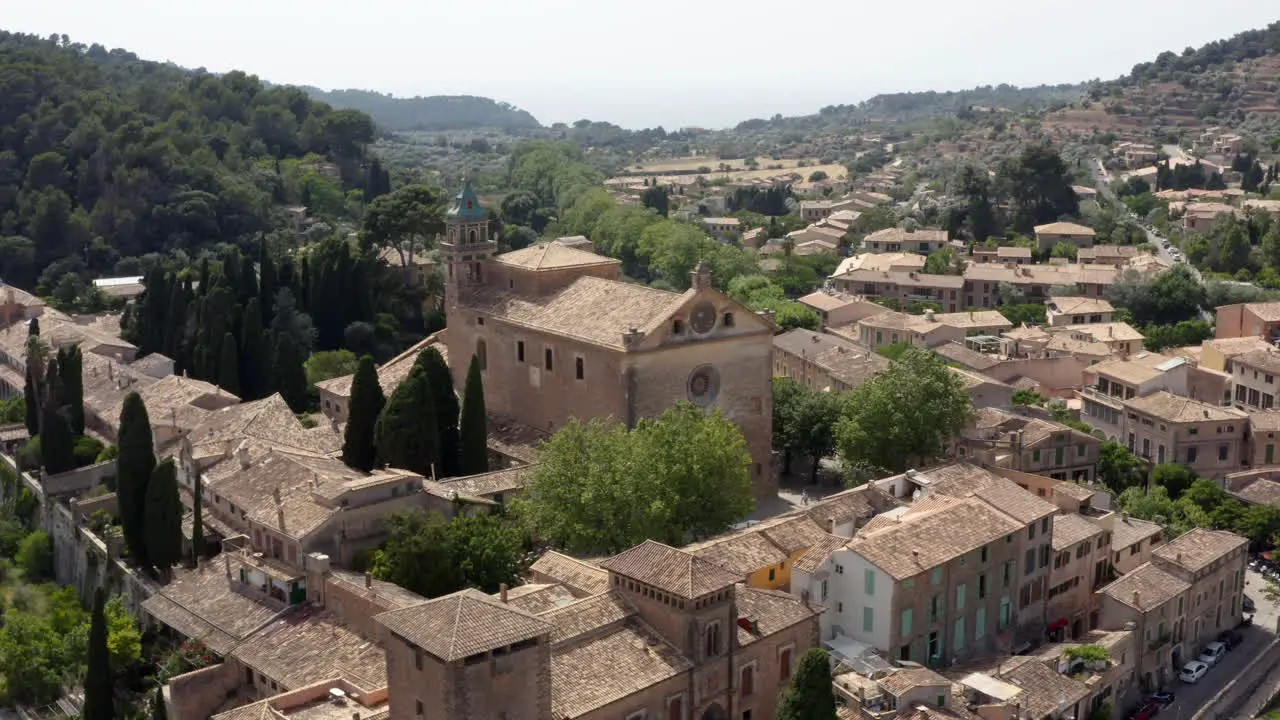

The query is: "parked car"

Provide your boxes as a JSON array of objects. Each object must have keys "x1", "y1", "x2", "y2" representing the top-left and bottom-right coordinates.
[
  {"x1": 1128, "y1": 703, "x2": 1160, "y2": 720},
  {"x1": 1218, "y1": 629, "x2": 1243, "y2": 650},
  {"x1": 1149, "y1": 692, "x2": 1175, "y2": 704},
  {"x1": 1180, "y1": 660, "x2": 1209, "y2": 683},
  {"x1": 1198, "y1": 641, "x2": 1227, "y2": 667},
  {"x1": 1243, "y1": 595, "x2": 1256, "y2": 613}
]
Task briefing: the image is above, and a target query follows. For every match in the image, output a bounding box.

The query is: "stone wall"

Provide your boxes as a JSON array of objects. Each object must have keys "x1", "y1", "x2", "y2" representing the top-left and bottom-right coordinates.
[
  {"x1": 167, "y1": 662, "x2": 241, "y2": 720},
  {"x1": 42, "y1": 459, "x2": 117, "y2": 496}
]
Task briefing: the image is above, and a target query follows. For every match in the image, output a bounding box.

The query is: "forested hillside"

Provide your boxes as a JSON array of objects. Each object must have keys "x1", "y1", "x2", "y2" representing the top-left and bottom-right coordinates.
[
  {"x1": 0, "y1": 31, "x2": 379, "y2": 298},
  {"x1": 301, "y1": 88, "x2": 541, "y2": 131}
]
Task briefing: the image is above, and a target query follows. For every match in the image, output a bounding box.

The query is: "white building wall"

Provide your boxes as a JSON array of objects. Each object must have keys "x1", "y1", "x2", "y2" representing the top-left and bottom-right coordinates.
[{"x1": 828, "y1": 548, "x2": 893, "y2": 651}]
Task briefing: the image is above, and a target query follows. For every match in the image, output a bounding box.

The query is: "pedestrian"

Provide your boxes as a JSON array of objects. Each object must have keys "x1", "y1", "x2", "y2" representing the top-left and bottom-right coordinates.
[{"x1": 801, "y1": 490, "x2": 809, "y2": 506}]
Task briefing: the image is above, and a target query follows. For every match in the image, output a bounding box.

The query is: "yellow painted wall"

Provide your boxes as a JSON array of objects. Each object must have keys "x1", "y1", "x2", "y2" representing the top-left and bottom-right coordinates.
[{"x1": 745, "y1": 549, "x2": 811, "y2": 591}]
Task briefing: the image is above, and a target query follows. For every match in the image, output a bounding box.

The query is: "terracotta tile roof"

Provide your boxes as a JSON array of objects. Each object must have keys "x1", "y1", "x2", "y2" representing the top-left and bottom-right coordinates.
[
  {"x1": 186, "y1": 394, "x2": 341, "y2": 459},
  {"x1": 774, "y1": 328, "x2": 859, "y2": 357},
  {"x1": 529, "y1": 550, "x2": 610, "y2": 597},
  {"x1": 1152, "y1": 528, "x2": 1247, "y2": 574},
  {"x1": 461, "y1": 276, "x2": 688, "y2": 350},
  {"x1": 816, "y1": 345, "x2": 891, "y2": 389},
  {"x1": 1051, "y1": 513, "x2": 1104, "y2": 551},
  {"x1": 734, "y1": 584, "x2": 820, "y2": 646},
  {"x1": 1124, "y1": 391, "x2": 1248, "y2": 424},
  {"x1": 1034, "y1": 222, "x2": 1096, "y2": 237},
  {"x1": 1107, "y1": 514, "x2": 1163, "y2": 550},
  {"x1": 437, "y1": 465, "x2": 530, "y2": 498},
  {"x1": 599, "y1": 540, "x2": 741, "y2": 598},
  {"x1": 922, "y1": 311, "x2": 1012, "y2": 331},
  {"x1": 1089, "y1": 352, "x2": 1184, "y2": 386},
  {"x1": 550, "y1": 618, "x2": 692, "y2": 718},
  {"x1": 757, "y1": 515, "x2": 832, "y2": 554},
  {"x1": 486, "y1": 413, "x2": 548, "y2": 464},
  {"x1": 499, "y1": 583, "x2": 580, "y2": 614},
  {"x1": 328, "y1": 569, "x2": 427, "y2": 611},
  {"x1": 539, "y1": 591, "x2": 635, "y2": 645},
  {"x1": 998, "y1": 246, "x2": 1033, "y2": 258},
  {"x1": 841, "y1": 270, "x2": 966, "y2": 289},
  {"x1": 687, "y1": 531, "x2": 788, "y2": 577},
  {"x1": 832, "y1": 253, "x2": 926, "y2": 276},
  {"x1": 1250, "y1": 412, "x2": 1280, "y2": 432},
  {"x1": 971, "y1": 408, "x2": 1094, "y2": 450},
  {"x1": 494, "y1": 243, "x2": 620, "y2": 271},
  {"x1": 1206, "y1": 336, "x2": 1273, "y2": 358},
  {"x1": 1067, "y1": 322, "x2": 1145, "y2": 344},
  {"x1": 1229, "y1": 477, "x2": 1280, "y2": 506},
  {"x1": 863, "y1": 227, "x2": 949, "y2": 245},
  {"x1": 792, "y1": 534, "x2": 848, "y2": 573},
  {"x1": 999, "y1": 657, "x2": 1090, "y2": 719},
  {"x1": 1047, "y1": 297, "x2": 1114, "y2": 316},
  {"x1": 105, "y1": 374, "x2": 239, "y2": 441},
  {"x1": 916, "y1": 463, "x2": 1058, "y2": 525},
  {"x1": 799, "y1": 291, "x2": 855, "y2": 311},
  {"x1": 1046, "y1": 334, "x2": 1113, "y2": 357},
  {"x1": 1099, "y1": 562, "x2": 1189, "y2": 611},
  {"x1": 1235, "y1": 347, "x2": 1280, "y2": 375},
  {"x1": 315, "y1": 333, "x2": 448, "y2": 399},
  {"x1": 879, "y1": 667, "x2": 951, "y2": 696},
  {"x1": 231, "y1": 606, "x2": 386, "y2": 691},
  {"x1": 0, "y1": 283, "x2": 44, "y2": 309},
  {"x1": 1053, "y1": 481, "x2": 1094, "y2": 502},
  {"x1": 934, "y1": 343, "x2": 1000, "y2": 371},
  {"x1": 1232, "y1": 301, "x2": 1280, "y2": 322},
  {"x1": 847, "y1": 497, "x2": 1022, "y2": 580},
  {"x1": 140, "y1": 563, "x2": 281, "y2": 655},
  {"x1": 376, "y1": 588, "x2": 551, "y2": 661},
  {"x1": 805, "y1": 484, "x2": 902, "y2": 531}
]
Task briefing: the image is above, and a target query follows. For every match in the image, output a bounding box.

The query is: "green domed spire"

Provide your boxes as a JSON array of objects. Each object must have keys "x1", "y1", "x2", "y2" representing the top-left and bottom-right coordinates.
[{"x1": 447, "y1": 180, "x2": 487, "y2": 222}]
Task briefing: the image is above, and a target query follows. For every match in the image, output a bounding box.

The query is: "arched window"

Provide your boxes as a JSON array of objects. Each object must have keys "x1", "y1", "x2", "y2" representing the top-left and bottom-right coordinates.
[
  {"x1": 739, "y1": 665, "x2": 754, "y2": 696},
  {"x1": 469, "y1": 228, "x2": 478, "y2": 244}
]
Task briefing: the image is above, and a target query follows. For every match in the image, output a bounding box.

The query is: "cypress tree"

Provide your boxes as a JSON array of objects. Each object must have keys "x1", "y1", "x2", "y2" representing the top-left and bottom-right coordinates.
[
  {"x1": 418, "y1": 348, "x2": 460, "y2": 477},
  {"x1": 57, "y1": 346, "x2": 84, "y2": 435},
  {"x1": 23, "y1": 364, "x2": 38, "y2": 436},
  {"x1": 162, "y1": 277, "x2": 189, "y2": 362},
  {"x1": 374, "y1": 365, "x2": 439, "y2": 476},
  {"x1": 144, "y1": 458, "x2": 183, "y2": 576},
  {"x1": 28, "y1": 316, "x2": 38, "y2": 336},
  {"x1": 117, "y1": 392, "x2": 156, "y2": 565},
  {"x1": 458, "y1": 354, "x2": 489, "y2": 476},
  {"x1": 83, "y1": 588, "x2": 114, "y2": 720},
  {"x1": 258, "y1": 241, "x2": 277, "y2": 326},
  {"x1": 151, "y1": 686, "x2": 168, "y2": 720},
  {"x1": 272, "y1": 335, "x2": 308, "y2": 413},
  {"x1": 776, "y1": 648, "x2": 837, "y2": 720},
  {"x1": 197, "y1": 257, "x2": 211, "y2": 297},
  {"x1": 342, "y1": 356, "x2": 385, "y2": 471},
  {"x1": 23, "y1": 334, "x2": 44, "y2": 437},
  {"x1": 217, "y1": 332, "x2": 240, "y2": 396},
  {"x1": 40, "y1": 400, "x2": 75, "y2": 475},
  {"x1": 191, "y1": 469, "x2": 204, "y2": 565},
  {"x1": 239, "y1": 298, "x2": 269, "y2": 400}
]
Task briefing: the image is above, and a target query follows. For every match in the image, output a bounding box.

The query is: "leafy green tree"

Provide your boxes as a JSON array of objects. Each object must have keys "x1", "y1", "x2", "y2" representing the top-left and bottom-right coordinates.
[
  {"x1": 304, "y1": 349, "x2": 359, "y2": 387},
  {"x1": 144, "y1": 458, "x2": 184, "y2": 576},
  {"x1": 83, "y1": 589, "x2": 114, "y2": 720},
  {"x1": 117, "y1": 392, "x2": 156, "y2": 564},
  {"x1": 516, "y1": 403, "x2": 754, "y2": 554},
  {"x1": 371, "y1": 510, "x2": 527, "y2": 598},
  {"x1": 1098, "y1": 441, "x2": 1145, "y2": 493},
  {"x1": 996, "y1": 143, "x2": 1079, "y2": 232},
  {"x1": 772, "y1": 379, "x2": 841, "y2": 482},
  {"x1": 776, "y1": 648, "x2": 837, "y2": 720},
  {"x1": 1108, "y1": 265, "x2": 1205, "y2": 327},
  {"x1": 418, "y1": 348, "x2": 460, "y2": 477},
  {"x1": 459, "y1": 355, "x2": 489, "y2": 476},
  {"x1": 1152, "y1": 463, "x2": 1197, "y2": 500},
  {"x1": 362, "y1": 185, "x2": 446, "y2": 286},
  {"x1": 342, "y1": 356, "x2": 385, "y2": 472},
  {"x1": 1235, "y1": 504, "x2": 1280, "y2": 549},
  {"x1": 835, "y1": 348, "x2": 972, "y2": 474},
  {"x1": 0, "y1": 611, "x2": 65, "y2": 704},
  {"x1": 923, "y1": 246, "x2": 965, "y2": 275},
  {"x1": 1051, "y1": 241, "x2": 1078, "y2": 260},
  {"x1": 15, "y1": 529, "x2": 53, "y2": 580},
  {"x1": 375, "y1": 365, "x2": 439, "y2": 475},
  {"x1": 271, "y1": 335, "x2": 309, "y2": 413},
  {"x1": 957, "y1": 165, "x2": 998, "y2": 242}
]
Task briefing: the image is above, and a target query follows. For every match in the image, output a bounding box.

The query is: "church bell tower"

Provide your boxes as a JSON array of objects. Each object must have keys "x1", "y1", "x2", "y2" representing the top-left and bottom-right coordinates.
[{"x1": 441, "y1": 180, "x2": 496, "y2": 302}]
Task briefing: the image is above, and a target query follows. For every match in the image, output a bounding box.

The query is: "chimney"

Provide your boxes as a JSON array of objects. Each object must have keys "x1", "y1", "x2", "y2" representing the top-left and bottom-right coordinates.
[
  {"x1": 912, "y1": 549, "x2": 920, "y2": 563},
  {"x1": 1175, "y1": 552, "x2": 1182, "y2": 564},
  {"x1": 500, "y1": 583, "x2": 509, "y2": 603},
  {"x1": 277, "y1": 507, "x2": 286, "y2": 531},
  {"x1": 827, "y1": 518, "x2": 835, "y2": 533},
  {"x1": 273, "y1": 485, "x2": 282, "y2": 506},
  {"x1": 1132, "y1": 590, "x2": 1141, "y2": 607},
  {"x1": 365, "y1": 571, "x2": 373, "y2": 589},
  {"x1": 107, "y1": 362, "x2": 113, "y2": 380},
  {"x1": 237, "y1": 441, "x2": 251, "y2": 470},
  {"x1": 801, "y1": 590, "x2": 811, "y2": 607},
  {"x1": 224, "y1": 554, "x2": 231, "y2": 578}
]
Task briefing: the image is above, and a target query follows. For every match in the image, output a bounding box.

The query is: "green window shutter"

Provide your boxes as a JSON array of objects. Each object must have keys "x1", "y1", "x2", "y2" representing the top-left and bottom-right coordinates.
[
  {"x1": 975, "y1": 607, "x2": 986, "y2": 641},
  {"x1": 863, "y1": 606, "x2": 874, "y2": 633},
  {"x1": 901, "y1": 608, "x2": 913, "y2": 636},
  {"x1": 956, "y1": 583, "x2": 966, "y2": 611},
  {"x1": 954, "y1": 616, "x2": 966, "y2": 651},
  {"x1": 865, "y1": 569, "x2": 876, "y2": 596}
]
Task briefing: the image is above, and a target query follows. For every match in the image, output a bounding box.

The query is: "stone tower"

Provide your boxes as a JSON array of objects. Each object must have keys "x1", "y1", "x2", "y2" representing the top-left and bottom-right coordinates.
[{"x1": 440, "y1": 180, "x2": 496, "y2": 307}]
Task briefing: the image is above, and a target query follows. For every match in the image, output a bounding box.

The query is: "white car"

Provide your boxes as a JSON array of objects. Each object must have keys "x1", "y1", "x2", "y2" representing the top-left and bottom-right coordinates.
[
  {"x1": 1180, "y1": 660, "x2": 1209, "y2": 683},
  {"x1": 1198, "y1": 641, "x2": 1226, "y2": 666}
]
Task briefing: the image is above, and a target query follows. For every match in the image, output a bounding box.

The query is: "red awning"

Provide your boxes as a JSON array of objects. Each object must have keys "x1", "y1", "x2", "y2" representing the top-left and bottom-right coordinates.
[{"x1": 1047, "y1": 618, "x2": 1069, "y2": 632}]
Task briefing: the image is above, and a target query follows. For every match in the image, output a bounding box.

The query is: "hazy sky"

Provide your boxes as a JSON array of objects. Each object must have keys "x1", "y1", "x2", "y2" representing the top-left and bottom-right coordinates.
[{"x1": 7, "y1": 1, "x2": 1279, "y2": 129}]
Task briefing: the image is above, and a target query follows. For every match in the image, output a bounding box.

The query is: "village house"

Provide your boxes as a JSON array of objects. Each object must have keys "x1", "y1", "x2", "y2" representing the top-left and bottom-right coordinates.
[
  {"x1": 1092, "y1": 512, "x2": 1165, "y2": 575},
  {"x1": 1033, "y1": 222, "x2": 1097, "y2": 252},
  {"x1": 440, "y1": 183, "x2": 778, "y2": 497},
  {"x1": 1076, "y1": 245, "x2": 1141, "y2": 267},
  {"x1": 1059, "y1": 323, "x2": 1146, "y2": 357},
  {"x1": 684, "y1": 514, "x2": 834, "y2": 592},
  {"x1": 377, "y1": 540, "x2": 821, "y2": 720},
  {"x1": 1182, "y1": 203, "x2": 1240, "y2": 234},
  {"x1": 1096, "y1": 562, "x2": 1188, "y2": 692},
  {"x1": 831, "y1": 252, "x2": 927, "y2": 278},
  {"x1": 1150, "y1": 529, "x2": 1248, "y2": 652},
  {"x1": 1229, "y1": 347, "x2": 1280, "y2": 411},
  {"x1": 741, "y1": 227, "x2": 767, "y2": 250},
  {"x1": 1119, "y1": 391, "x2": 1248, "y2": 477},
  {"x1": 830, "y1": 271, "x2": 966, "y2": 313},
  {"x1": 861, "y1": 227, "x2": 949, "y2": 255},
  {"x1": 800, "y1": 199, "x2": 834, "y2": 222},
  {"x1": 786, "y1": 224, "x2": 845, "y2": 255},
  {"x1": 377, "y1": 246, "x2": 438, "y2": 288},
  {"x1": 772, "y1": 328, "x2": 890, "y2": 393},
  {"x1": 1045, "y1": 514, "x2": 1109, "y2": 642},
  {"x1": 971, "y1": 246, "x2": 1033, "y2": 265},
  {"x1": 847, "y1": 309, "x2": 1012, "y2": 351},
  {"x1": 954, "y1": 408, "x2": 1101, "y2": 483},
  {"x1": 1246, "y1": 411, "x2": 1280, "y2": 466},
  {"x1": 703, "y1": 216, "x2": 741, "y2": 237},
  {"x1": 797, "y1": 291, "x2": 886, "y2": 328},
  {"x1": 1073, "y1": 186, "x2": 1099, "y2": 203},
  {"x1": 1045, "y1": 297, "x2": 1115, "y2": 327},
  {"x1": 1215, "y1": 300, "x2": 1280, "y2": 342}
]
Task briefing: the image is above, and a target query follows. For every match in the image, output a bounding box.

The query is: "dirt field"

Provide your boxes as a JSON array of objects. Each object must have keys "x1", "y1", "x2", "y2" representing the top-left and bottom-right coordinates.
[
  {"x1": 627, "y1": 155, "x2": 824, "y2": 174},
  {"x1": 613, "y1": 157, "x2": 847, "y2": 184}
]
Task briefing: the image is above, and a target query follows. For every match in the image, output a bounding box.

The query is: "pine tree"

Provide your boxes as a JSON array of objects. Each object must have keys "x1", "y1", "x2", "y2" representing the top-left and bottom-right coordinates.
[
  {"x1": 375, "y1": 365, "x2": 439, "y2": 476},
  {"x1": 83, "y1": 588, "x2": 114, "y2": 720},
  {"x1": 144, "y1": 458, "x2": 183, "y2": 576},
  {"x1": 776, "y1": 648, "x2": 837, "y2": 720},
  {"x1": 342, "y1": 356, "x2": 385, "y2": 471},
  {"x1": 190, "y1": 468, "x2": 204, "y2": 565},
  {"x1": 151, "y1": 686, "x2": 168, "y2": 720},
  {"x1": 57, "y1": 346, "x2": 84, "y2": 435},
  {"x1": 217, "y1": 332, "x2": 240, "y2": 396},
  {"x1": 417, "y1": 348, "x2": 460, "y2": 477},
  {"x1": 458, "y1": 354, "x2": 488, "y2": 476},
  {"x1": 272, "y1": 335, "x2": 308, "y2": 413},
  {"x1": 117, "y1": 392, "x2": 156, "y2": 565},
  {"x1": 40, "y1": 399, "x2": 75, "y2": 475},
  {"x1": 239, "y1": 298, "x2": 269, "y2": 400}
]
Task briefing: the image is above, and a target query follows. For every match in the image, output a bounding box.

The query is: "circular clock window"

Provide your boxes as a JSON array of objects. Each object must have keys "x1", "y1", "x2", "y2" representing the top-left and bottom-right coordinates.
[
  {"x1": 689, "y1": 301, "x2": 717, "y2": 334},
  {"x1": 687, "y1": 365, "x2": 721, "y2": 407}
]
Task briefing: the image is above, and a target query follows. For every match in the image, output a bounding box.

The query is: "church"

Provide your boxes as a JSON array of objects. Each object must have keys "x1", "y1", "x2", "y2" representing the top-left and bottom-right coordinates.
[{"x1": 440, "y1": 182, "x2": 778, "y2": 497}]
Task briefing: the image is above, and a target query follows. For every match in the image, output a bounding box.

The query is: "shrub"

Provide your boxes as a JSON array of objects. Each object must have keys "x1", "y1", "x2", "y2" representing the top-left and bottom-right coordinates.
[{"x1": 16, "y1": 530, "x2": 53, "y2": 581}]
